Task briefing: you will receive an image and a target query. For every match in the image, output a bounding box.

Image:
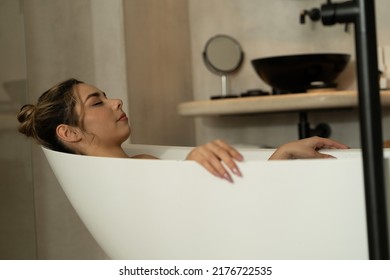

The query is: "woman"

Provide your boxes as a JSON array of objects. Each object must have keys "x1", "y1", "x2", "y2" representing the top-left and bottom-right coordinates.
[{"x1": 18, "y1": 78, "x2": 348, "y2": 183}]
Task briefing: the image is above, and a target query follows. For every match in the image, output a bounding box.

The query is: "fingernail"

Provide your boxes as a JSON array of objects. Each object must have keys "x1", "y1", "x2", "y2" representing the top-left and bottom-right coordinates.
[
  {"x1": 232, "y1": 167, "x2": 242, "y2": 177},
  {"x1": 224, "y1": 173, "x2": 234, "y2": 183}
]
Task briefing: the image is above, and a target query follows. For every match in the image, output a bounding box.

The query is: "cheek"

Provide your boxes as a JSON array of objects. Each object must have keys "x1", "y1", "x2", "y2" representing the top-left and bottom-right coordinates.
[{"x1": 82, "y1": 113, "x2": 108, "y2": 132}]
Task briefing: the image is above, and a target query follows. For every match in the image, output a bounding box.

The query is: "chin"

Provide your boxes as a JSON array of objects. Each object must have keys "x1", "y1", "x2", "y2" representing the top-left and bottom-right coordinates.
[{"x1": 123, "y1": 129, "x2": 131, "y2": 142}]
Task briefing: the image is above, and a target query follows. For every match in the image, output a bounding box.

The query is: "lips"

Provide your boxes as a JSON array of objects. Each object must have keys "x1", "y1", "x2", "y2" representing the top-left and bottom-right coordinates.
[{"x1": 118, "y1": 113, "x2": 128, "y2": 121}]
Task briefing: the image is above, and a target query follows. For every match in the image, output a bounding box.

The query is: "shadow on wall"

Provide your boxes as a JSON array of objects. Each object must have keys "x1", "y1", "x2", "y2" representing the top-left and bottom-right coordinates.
[{"x1": 0, "y1": 79, "x2": 26, "y2": 113}]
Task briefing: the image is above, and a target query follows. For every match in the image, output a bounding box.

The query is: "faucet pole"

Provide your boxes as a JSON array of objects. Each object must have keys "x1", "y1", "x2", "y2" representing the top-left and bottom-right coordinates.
[
  {"x1": 353, "y1": 0, "x2": 389, "y2": 260},
  {"x1": 302, "y1": 0, "x2": 389, "y2": 259}
]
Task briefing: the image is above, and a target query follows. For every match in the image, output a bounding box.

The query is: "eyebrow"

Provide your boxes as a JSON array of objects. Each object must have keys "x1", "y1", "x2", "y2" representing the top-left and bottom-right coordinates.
[{"x1": 84, "y1": 91, "x2": 106, "y2": 102}]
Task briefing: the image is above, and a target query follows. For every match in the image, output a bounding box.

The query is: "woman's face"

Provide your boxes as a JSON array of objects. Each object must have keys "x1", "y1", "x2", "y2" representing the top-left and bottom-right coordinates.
[{"x1": 74, "y1": 83, "x2": 131, "y2": 148}]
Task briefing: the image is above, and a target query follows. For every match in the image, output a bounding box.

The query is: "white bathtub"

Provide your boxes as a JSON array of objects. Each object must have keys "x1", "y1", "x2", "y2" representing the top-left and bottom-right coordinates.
[{"x1": 42, "y1": 144, "x2": 390, "y2": 260}]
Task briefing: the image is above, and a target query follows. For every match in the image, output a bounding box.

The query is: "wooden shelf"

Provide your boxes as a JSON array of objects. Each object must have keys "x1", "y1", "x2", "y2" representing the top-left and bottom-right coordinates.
[{"x1": 178, "y1": 90, "x2": 390, "y2": 117}]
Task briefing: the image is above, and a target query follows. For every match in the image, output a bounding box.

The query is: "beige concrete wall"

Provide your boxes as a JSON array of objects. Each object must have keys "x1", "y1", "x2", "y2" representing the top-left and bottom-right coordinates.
[
  {"x1": 0, "y1": 0, "x2": 36, "y2": 260},
  {"x1": 123, "y1": 0, "x2": 195, "y2": 146}
]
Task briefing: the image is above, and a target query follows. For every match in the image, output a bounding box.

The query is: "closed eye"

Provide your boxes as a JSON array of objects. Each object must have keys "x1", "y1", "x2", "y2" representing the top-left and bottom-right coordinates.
[
  {"x1": 92, "y1": 101, "x2": 103, "y2": 106},
  {"x1": 85, "y1": 91, "x2": 107, "y2": 106}
]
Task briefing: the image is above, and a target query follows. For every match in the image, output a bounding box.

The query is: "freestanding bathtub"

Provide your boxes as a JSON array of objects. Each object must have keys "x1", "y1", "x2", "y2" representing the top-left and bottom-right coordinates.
[{"x1": 42, "y1": 144, "x2": 390, "y2": 259}]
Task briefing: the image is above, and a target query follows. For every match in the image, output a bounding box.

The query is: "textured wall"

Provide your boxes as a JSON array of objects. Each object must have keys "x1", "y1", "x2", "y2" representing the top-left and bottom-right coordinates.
[
  {"x1": 123, "y1": 0, "x2": 195, "y2": 146},
  {"x1": 0, "y1": 0, "x2": 36, "y2": 260}
]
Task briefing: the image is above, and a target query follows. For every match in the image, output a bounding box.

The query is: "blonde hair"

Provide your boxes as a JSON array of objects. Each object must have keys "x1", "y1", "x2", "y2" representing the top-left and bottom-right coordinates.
[{"x1": 17, "y1": 78, "x2": 84, "y2": 153}]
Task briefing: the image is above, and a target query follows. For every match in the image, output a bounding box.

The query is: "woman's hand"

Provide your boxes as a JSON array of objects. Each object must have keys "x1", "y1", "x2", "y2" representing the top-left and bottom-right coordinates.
[
  {"x1": 268, "y1": 136, "x2": 349, "y2": 160},
  {"x1": 185, "y1": 139, "x2": 243, "y2": 183}
]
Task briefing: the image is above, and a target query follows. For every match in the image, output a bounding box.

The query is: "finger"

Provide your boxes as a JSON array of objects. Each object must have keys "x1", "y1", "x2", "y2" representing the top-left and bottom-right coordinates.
[
  {"x1": 214, "y1": 139, "x2": 244, "y2": 161},
  {"x1": 186, "y1": 146, "x2": 233, "y2": 182},
  {"x1": 311, "y1": 137, "x2": 349, "y2": 150},
  {"x1": 207, "y1": 141, "x2": 242, "y2": 177},
  {"x1": 198, "y1": 149, "x2": 234, "y2": 183},
  {"x1": 317, "y1": 152, "x2": 336, "y2": 159},
  {"x1": 200, "y1": 160, "x2": 225, "y2": 178}
]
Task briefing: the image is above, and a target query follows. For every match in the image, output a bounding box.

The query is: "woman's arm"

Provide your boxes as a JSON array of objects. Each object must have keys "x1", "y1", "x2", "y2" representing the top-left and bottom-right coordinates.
[{"x1": 268, "y1": 136, "x2": 349, "y2": 160}]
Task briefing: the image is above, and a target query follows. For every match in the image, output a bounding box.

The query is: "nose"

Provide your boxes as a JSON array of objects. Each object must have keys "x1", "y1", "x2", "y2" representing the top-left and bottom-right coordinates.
[{"x1": 111, "y1": 98, "x2": 123, "y2": 109}]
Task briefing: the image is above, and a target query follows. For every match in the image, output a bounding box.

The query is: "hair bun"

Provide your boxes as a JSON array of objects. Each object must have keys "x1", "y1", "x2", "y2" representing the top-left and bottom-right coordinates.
[{"x1": 17, "y1": 104, "x2": 37, "y2": 137}]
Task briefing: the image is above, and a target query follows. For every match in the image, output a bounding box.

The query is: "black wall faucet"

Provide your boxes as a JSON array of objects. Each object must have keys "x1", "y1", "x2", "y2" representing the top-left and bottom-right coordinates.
[
  {"x1": 300, "y1": 1, "x2": 357, "y2": 32},
  {"x1": 300, "y1": 8, "x2": 321, "y2": 24},
  {"x1": 301, "y1": 0, "x2": 389, "y2": 260},
  {"x1": 319, "y1": 0, "x2": 357, "y2": 25}
]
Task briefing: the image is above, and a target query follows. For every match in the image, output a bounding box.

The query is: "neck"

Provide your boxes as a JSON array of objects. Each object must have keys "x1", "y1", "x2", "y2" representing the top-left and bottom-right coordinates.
[{"x1": 83, "y1": 145, "x2": 129, "y2": 158}]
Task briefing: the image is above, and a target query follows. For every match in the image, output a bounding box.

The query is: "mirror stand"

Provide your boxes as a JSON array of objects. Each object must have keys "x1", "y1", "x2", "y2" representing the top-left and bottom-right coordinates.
[{"x1": 211, "y1": 74, "x2": 238, "y2": 100}]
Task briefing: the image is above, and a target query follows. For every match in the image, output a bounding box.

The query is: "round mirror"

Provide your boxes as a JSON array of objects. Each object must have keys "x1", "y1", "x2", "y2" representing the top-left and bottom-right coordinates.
[{"x1": 203, "y1": 34, "x2": 244, "y2": 99}]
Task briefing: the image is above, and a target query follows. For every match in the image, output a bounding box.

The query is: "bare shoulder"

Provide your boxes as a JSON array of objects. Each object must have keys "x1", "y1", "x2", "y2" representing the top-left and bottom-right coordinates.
[{"x1": 130, "y1": 154, "x2": 159, "y2": 159}]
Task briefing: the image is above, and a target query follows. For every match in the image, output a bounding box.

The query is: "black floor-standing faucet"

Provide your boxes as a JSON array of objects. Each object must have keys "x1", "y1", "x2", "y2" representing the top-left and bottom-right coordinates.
[{"x1": 301, "y1": 0, "x2": 389, "y2": 260}]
